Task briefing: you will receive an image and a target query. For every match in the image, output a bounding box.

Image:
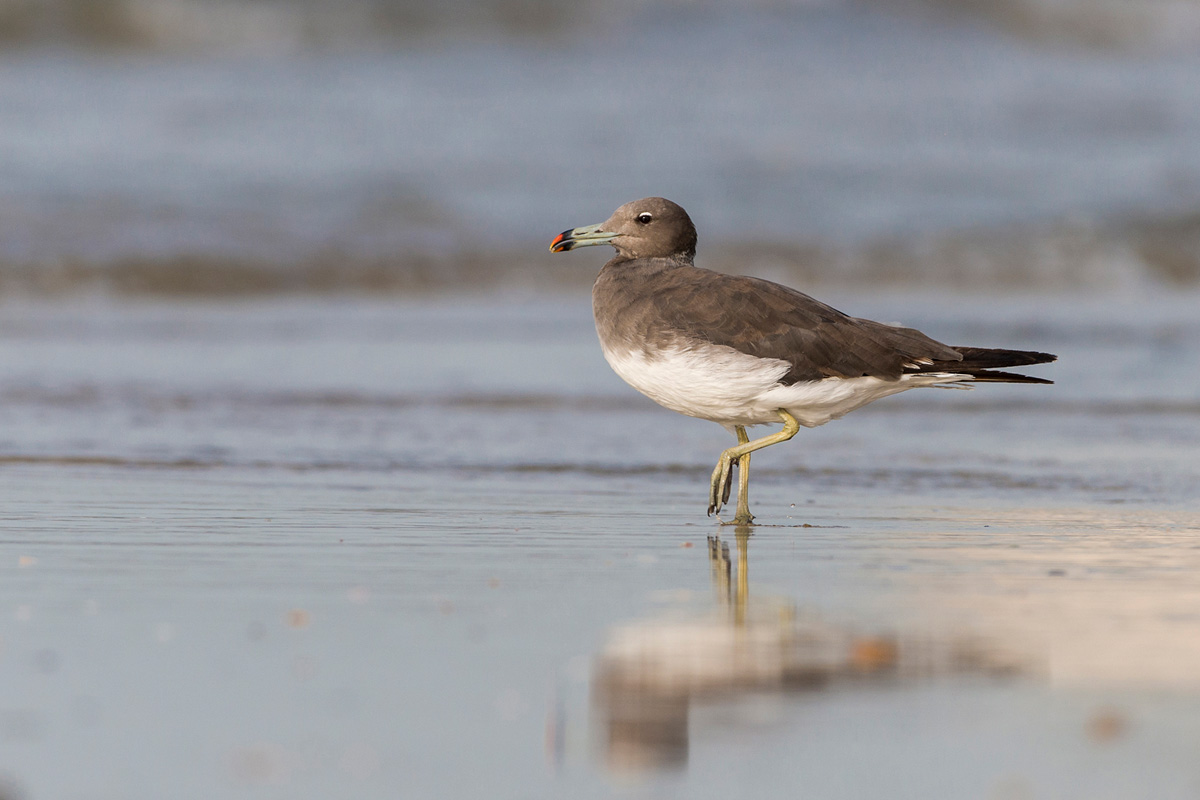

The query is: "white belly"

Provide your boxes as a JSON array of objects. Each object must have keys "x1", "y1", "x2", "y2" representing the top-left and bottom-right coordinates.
[{"x1": 600, "y1": 341, "x2": 969, "y2": 428}]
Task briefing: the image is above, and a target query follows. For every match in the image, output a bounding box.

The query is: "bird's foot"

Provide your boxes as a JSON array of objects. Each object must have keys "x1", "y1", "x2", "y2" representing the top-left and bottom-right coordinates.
[
  {"x1": 706, "y1": 453, "x2": 736, "y2": 517},
  {"x1": 732, "y1": 510, "x2": 755, "y2": 526}
]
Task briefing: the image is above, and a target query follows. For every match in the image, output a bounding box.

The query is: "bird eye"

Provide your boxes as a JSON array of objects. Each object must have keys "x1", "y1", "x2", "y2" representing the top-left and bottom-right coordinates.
[{"x1": 636, "y1": 213, "x2": 653, "y2": 224}]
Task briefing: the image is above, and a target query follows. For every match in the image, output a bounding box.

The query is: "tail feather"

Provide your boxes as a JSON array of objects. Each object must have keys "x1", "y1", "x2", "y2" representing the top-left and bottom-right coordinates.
[
  {"x1": 956, "y1": 370, "x2": 1053, "y2": 385},
  {"x1": 912, "y1": 346, "x2": 1057, "y2": 385}
]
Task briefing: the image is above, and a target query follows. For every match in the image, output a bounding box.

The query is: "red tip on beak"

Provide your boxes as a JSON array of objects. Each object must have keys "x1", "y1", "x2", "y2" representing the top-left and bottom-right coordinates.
[{"x1": 549, "y1": 231, "x2": 572, "y2": 253}]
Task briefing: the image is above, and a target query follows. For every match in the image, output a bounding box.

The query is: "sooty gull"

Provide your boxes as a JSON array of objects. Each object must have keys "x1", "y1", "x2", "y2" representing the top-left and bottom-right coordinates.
[{"x1": 550, "y1": 197, "x2": 1056, "y2": 525}]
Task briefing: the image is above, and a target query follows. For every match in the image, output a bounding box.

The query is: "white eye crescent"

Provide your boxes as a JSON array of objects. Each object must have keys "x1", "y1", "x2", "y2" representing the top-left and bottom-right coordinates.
[{"x1": 636, "y1": 212, "x2": 653, "y2": 224}]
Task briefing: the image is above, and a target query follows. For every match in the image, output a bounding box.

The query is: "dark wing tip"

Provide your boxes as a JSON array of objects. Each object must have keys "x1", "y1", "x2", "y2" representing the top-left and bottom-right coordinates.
[{"x1": 948, "y1": 347, "x2": 1058, "y2": 369}]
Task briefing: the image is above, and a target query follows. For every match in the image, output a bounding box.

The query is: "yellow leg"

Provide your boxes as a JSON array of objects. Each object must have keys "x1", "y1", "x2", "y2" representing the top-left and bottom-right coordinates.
[
  {"x1": 731, "y1": 426, "x2": 753, "y2": 525},
  {"x1": 707, "y1": 409, "x2": 801, "y2": 521},
  {"x1": 719, "y1": 426, "x2": 750, "y2": 508}
]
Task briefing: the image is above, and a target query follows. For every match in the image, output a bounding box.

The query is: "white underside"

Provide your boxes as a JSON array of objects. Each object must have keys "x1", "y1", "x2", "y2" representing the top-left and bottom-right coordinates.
[{"x1": 601, "y1": 340, "x2": 974, "y2": 429}]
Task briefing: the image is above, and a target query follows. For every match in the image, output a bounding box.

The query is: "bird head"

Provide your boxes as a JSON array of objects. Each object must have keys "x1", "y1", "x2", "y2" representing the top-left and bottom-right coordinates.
[{"x1": 550, "y1": 197, "x2": 697, "y2": 261}]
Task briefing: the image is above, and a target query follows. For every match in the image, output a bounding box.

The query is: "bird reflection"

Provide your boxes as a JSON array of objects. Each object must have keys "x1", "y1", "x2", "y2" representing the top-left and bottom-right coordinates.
[
  {"x1": 591, "y1": 528, "x2": 747, "y2": 773},
  {"x1": 592, "y1": 527, "x2": 854, "y2": 774},
  {"x1": 709, "y1": 527, "x2": 751, "y2": 625},
  {"x1": 589, "y1": 528, "x2": 1023, "y2": 776}
]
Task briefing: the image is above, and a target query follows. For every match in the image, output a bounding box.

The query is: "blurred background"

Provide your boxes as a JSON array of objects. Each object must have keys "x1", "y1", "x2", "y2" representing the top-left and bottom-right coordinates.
[{"x1": 2, "y1": 0, "x2": 1200, "y2": 296}]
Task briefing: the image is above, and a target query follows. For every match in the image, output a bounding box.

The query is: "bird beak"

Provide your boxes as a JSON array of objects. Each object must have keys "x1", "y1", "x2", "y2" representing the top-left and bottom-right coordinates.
[{"x1": 549, "y1": 223, "x2": 618, "y2": 253}]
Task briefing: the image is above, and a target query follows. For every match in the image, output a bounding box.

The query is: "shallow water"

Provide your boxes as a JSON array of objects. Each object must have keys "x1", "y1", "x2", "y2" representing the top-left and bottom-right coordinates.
[{"x1": 1, "y1": 290, "x2": 1198, "y2": 797}]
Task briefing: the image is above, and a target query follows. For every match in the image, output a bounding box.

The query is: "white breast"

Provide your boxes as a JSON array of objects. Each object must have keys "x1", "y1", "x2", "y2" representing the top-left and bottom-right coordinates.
[
  {"x1": 600, "y1": 340, "x2": 971, "y2": 429},
  {"x1": 600, "y1": 341, "x2": 791, "y2": 425}
]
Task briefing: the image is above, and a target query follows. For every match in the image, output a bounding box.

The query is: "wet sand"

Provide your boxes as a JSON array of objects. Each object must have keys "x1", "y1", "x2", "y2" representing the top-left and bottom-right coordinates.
[{"x1": 1, "y1": 291, "x2": 1199, "y2": 798}]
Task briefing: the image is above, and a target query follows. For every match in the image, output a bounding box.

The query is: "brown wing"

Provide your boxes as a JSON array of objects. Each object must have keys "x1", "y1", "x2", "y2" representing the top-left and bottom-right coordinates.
[{"x1": 646, "y1": 268, "x2": 964, "y2": 383}]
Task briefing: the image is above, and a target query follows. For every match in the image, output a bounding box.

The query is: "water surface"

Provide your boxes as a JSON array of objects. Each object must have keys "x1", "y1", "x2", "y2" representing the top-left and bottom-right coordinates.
[{"x1": 1, "y1": 291, "x2": 1198, "y2": 797}]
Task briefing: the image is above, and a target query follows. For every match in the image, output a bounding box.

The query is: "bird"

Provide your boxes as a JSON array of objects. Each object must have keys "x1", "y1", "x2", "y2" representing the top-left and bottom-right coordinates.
[{"x1": 549, "y1": 197, "x2": 1056, "y2": 525}]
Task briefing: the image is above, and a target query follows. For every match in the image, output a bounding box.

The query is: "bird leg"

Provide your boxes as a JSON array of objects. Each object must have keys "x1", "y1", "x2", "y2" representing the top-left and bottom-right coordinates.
[
  {"x1": 718, "y1": 426, "x2": 749, "y2": 509},
  {"x1": 716, "y1": 427, "x2": 754, "y2": 524},
  {"x1": 734, "y1": 426, "x2": 753, "y2": 525},
  {"x1": 707, "y1": 410, "x2": 801, "y2": 522}
]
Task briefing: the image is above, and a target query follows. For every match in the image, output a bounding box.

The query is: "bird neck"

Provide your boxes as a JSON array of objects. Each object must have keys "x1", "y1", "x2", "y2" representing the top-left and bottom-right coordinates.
[{"x1": 603, "y1": 253, "x2": 694, "y2": 278}]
